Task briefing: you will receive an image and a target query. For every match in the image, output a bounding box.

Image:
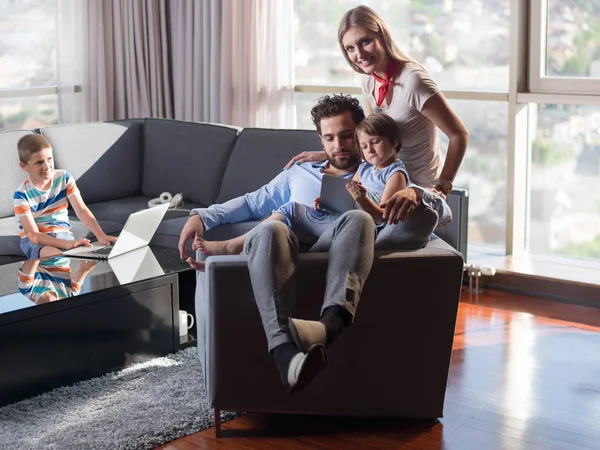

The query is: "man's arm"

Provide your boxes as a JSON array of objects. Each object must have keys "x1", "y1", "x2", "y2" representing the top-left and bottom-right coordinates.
[
  {"x1": 180, "y1": 169, "x2": 292, "y2": 259},
  {"x1": 191, "y1": 169, "x2": 292, "y2": 232}
]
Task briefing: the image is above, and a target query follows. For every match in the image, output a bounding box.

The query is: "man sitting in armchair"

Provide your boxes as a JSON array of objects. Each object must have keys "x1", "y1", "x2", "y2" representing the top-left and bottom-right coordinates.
[{"x1": 178, "y1": 95, "x2": 450, "y2": 393}]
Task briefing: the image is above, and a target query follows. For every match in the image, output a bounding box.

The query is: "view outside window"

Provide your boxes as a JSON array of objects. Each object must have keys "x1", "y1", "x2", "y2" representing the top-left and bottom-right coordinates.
[
  {"x1": 0, "y1": 0, "x2": 57, "y2": 131},
  {"x1": 546, "y1": 1, "x2": 600, "y2": 78},
  {"x1": 0, "y1": 95, "x2": 58, "y2": 131},
  {"x1": 294, "y1": 0, "x2": 510, "y2": 90},
  {"x1": 528, "y1": 103, "x2": 600, "y2": 259},
  {"x1": 445, "y1": 100, "x2": 507, "y2": 249}
]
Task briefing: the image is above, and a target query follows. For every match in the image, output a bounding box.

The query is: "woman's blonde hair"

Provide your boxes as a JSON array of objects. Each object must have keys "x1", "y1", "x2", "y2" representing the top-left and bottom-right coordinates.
[{"x1": 338, "y1": 5, "x2": 416, "y2": 74}]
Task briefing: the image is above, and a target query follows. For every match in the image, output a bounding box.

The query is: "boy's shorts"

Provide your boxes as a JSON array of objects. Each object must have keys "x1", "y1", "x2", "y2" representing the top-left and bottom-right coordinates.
[{"x1": 20, "y1": 231, "x2": 75, "y2": 260}]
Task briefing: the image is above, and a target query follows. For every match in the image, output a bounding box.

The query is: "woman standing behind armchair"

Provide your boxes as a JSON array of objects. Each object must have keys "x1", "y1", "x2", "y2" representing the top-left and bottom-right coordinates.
[{"x1": 287, "y1": 5, "x2": 469, "y2": 222}]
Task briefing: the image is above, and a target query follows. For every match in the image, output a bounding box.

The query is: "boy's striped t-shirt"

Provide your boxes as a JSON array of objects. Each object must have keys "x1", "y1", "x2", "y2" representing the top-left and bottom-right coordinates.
[{"x1": 13, "y1": 170, "x2": 79, "y2": 239}]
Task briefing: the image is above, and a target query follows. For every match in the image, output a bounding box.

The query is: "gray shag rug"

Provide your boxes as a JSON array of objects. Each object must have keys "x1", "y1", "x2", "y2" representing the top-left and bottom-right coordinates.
[{"x1": 0, "y1": 347, "x2": 239, "y2": 450}]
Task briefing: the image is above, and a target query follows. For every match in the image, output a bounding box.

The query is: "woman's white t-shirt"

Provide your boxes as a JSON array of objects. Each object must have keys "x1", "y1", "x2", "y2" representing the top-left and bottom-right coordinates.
[{"x1": 361, "y1": 62, "x2": 441, "y2": 187}]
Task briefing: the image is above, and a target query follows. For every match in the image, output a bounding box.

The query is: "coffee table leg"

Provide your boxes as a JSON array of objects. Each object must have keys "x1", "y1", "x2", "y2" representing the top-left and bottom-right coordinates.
[{"x1": 214, "y1": 409, "x2": 221, "y2": 438}]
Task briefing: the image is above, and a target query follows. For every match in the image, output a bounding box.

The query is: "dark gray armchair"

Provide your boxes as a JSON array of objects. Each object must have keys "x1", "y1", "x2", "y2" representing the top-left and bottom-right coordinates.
[{"x1": 195, "y1": 237, "x2": 464, "y2": 436}]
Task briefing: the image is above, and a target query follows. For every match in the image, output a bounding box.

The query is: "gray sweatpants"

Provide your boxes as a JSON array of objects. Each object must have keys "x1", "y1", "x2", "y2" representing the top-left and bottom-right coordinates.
[
  {"x1": 244, "y1": 210, "x2": 377, "y2": 351},
  {"x1": 277, "y1": 201, "x2": 439, "y2": 250},
  {"x1": 374, "y1": 204, "x2": 439, "y2": 250}
]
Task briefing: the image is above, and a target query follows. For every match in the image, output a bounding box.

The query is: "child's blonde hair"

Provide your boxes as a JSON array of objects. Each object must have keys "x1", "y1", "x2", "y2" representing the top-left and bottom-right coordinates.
[
  {"x1": 17, "y1": 134, "x2": 51, "y2": 164},
  {"x1": 354, "y1": 113, "x2": 402, "y2": 156}
]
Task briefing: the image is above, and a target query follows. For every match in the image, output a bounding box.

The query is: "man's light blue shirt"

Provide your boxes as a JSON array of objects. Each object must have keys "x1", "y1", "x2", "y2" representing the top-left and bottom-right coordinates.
[
  {"x1": 194, "y1": 161, "x2": 350, "y2": 231},
  {"x1": 192, "y1": 160, "x2": 451, "y2": 231}
]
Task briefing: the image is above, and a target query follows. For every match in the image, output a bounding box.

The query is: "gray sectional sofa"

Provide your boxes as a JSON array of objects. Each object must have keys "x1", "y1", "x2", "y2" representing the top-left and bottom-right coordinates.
[
  {"x1": 0, "y1": 118, "x2": 465, "y2": 420},
  {"x1": 1, "y1": 118, "x2": 466, "y2": 263}
]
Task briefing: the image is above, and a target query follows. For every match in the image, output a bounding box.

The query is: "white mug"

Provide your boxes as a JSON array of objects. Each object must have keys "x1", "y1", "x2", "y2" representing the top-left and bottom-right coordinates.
[{"x1": 179, "y1": 310, "x2": 195, "y2": 337}]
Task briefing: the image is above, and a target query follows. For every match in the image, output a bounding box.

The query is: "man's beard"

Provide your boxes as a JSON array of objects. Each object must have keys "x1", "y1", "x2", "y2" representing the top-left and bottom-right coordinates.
[{"x1": 326, "y1": 151, "x2": 360, "y2": 170}]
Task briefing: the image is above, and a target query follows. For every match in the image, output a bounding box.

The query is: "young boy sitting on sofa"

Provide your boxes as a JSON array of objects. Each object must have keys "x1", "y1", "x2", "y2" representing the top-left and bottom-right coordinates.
[{"x1": 13, "y1": 134, "x2": 117, "y2": 259}]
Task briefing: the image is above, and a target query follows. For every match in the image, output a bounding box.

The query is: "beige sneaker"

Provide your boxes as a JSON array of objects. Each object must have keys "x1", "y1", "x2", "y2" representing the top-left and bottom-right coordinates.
[{"x1": 289, "y1": 318, "x2": 327, "y2": 353}]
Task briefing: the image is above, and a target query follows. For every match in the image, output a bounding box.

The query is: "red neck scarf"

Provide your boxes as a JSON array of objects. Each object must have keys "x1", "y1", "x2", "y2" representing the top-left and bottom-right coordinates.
[{"x1": 371, "y1": 59, "x2": 399, "y2": 107}]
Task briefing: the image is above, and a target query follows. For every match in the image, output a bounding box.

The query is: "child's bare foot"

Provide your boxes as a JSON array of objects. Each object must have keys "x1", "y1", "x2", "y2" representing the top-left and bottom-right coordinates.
[
  {"x1": 198, "y1": 239, "x2": 243, "y2": 255},
  {"x1": 186, "y1": 257, "x2": 206, "y2": 271}
]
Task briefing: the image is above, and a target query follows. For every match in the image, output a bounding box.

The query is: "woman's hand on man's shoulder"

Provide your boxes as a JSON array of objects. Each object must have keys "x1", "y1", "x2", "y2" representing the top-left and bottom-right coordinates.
[{"x1": 284, "y1": 151, "x2": 327, "y2": 170}]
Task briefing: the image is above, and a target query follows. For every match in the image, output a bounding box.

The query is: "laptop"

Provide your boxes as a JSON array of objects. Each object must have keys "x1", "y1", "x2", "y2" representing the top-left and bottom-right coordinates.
[
  {"x1": 319, "y1": 173, "x2": 356, "y2": 214},
  {"x1": 63, "y1": 203, "x2": 170, "y2": 259}
]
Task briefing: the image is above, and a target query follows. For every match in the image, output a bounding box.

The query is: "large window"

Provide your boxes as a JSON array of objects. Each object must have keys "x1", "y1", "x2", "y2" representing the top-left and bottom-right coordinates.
[
  {"x1": 0, "y1": 0, "x2": 57, "y2": 89},
  {"x1": 294, "y1": 0, "x2": 510, "y2": 90},
  {"x1": 530, "y1": 0, "x2": 600, "y2": 93},
  {"x1": 0, "y1": 0, "x2": 74, "y2": 132},
  {"x1": 448, "y1": 100, "x2": 507, "y2": 248},
  {"x1": 528, "y1": 103, "x2": 600, "y2": 259},
  {"x1": 293, "y1": 0, "x2": 511, "y2": 252},
  {"x1": 293, "y1": 0, "x2": 600, "y2": 265},
  {"x1": 0, "y1": 94, "x2": 58, "y2": 130}
]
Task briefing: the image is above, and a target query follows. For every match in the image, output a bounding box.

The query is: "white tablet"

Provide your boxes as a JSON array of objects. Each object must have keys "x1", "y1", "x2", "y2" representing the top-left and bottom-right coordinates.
[{"x1": 319, "y1": 174, "x2": 356, "y2": 215}]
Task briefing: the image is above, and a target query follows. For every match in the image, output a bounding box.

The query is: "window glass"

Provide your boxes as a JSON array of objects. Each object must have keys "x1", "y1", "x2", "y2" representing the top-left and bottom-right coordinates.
[
  {"x1": 546, "y1": 1, "x2": 600, "y2": 78},
  {"x1": 0, "y1": 95, "x2": 58, "y2": 132},
  {"x1": 528, "y1": 103, "x2": 600, "y2": 259},
  {"x1": 448, "y1": 100, "x2": 507, "y2": 249},
  {"x1": 294, "y1": 0, "x2": 510, "y2": 90},
  {"x1": 0, "y1": 0, "x2": 57, "y2": 89}
]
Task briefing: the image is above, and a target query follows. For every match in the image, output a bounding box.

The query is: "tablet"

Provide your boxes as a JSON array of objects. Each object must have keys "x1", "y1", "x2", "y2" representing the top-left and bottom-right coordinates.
[{"x1": 319, "y1": 174, "x2": 356, "y2": 214}]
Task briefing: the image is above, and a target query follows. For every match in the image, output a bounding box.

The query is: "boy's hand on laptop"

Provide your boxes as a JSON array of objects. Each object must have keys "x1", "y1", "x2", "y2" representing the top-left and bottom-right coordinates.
[
  {"x1": 97, "y1": 234, "x2": 117, "y2": 246},
  {"x1": 67, "y1": 238, "x2": 92, "y2": 250}
]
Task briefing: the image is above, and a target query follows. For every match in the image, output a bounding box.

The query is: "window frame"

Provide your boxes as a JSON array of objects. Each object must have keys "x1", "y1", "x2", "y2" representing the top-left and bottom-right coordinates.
[{"x1": 529, "y1": 0, "x2": 600, "y2": 94}]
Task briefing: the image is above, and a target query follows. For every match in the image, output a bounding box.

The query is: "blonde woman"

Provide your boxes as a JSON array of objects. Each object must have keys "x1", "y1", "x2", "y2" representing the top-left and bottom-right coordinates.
[{"x1": 286, "y1": 5, "x2": 468, "y2": 224}]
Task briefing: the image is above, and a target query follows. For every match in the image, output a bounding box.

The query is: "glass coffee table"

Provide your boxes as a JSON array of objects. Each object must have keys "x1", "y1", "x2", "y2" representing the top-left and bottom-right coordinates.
[{"x1": 0, "y1": 244, "x2": 196, "y2": 406}]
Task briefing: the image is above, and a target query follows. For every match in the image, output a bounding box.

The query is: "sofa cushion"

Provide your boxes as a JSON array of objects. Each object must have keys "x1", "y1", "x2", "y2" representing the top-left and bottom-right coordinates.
[
  {"x1": 0, "y1": 129, "x2": 34, "y2": 218},
  {"x1": 40, "y1": 122, "x2": 143, "y2": 204},
  {"x1": 156, "y1": 217, "x2": 260, "y2": 239},
  {"x1": 152, "y1": 218, "x2": 260, "y2": 251},
  {"x1": 0, "y1": 216, "x2": 23, "y2": 256},
  {"x1": 216, "y1": 128, "x2": 321, "y2": 203},
  {"x1": 142, "y1": 119, "x2": 239, "y2": 207},
  {"x1": 82, "y1": 196, "x2": 170, "y2": 225}
]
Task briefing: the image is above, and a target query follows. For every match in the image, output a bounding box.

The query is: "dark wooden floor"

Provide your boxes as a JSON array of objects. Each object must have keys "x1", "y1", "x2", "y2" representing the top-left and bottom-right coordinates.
[{"x1": 158, "y1": 288, "x2": 600, "y2": 450}]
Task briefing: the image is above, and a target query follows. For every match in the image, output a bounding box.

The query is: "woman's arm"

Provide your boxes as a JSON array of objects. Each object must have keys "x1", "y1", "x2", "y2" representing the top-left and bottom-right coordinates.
[
  {"x1": 350, "y1": 172, "x2": 407, "y2": 224},
  {"x1": 421, "y1": 92, "x2": 469, "y2": 186}
]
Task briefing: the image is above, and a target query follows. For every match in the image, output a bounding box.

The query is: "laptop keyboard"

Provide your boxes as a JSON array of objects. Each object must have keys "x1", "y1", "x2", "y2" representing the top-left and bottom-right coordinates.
[{"x1": 88, "y1": 246, "x2": 113, "y2": 256}]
